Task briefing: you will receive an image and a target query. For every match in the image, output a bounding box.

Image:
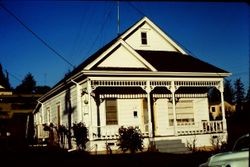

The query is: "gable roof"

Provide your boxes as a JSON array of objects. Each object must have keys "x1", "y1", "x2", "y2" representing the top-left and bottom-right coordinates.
[
  {"x1": 56, "y1": 17, "x2": 192, "y2": 80},
  {"x1": 49, "y1": 16, "x2": 230, "y2": 93}
]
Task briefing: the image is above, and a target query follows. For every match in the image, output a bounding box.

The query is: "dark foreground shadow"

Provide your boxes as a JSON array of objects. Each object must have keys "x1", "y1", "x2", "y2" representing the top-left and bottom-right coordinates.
[{"x1": 0, "y1": 146, "x2": 211, "y2": 167}]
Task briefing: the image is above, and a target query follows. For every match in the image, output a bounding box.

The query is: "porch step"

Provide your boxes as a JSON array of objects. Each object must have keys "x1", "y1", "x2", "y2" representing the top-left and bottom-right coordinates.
[{"x1": 155, "y1": 139, "x2": 191, "y2": 154}]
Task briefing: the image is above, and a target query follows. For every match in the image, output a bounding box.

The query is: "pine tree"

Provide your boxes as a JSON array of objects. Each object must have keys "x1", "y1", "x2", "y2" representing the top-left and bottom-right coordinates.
[
  {"x1": 246, "y1": 87, "x2": 250, "y2": 102},
  {"x1": 0, "y1": 63, "x2": 11, "y2": 90},
  {"x1": 15, "y1": 72, "x2": 36, "y2": 94},
  {"x1": 208, "y1": 87, "x2": 220, "y2": 103},
  {"x1": 234, "y1": 78, "x2": 245, "y2": 111},
  {"x1": 224, "y1": 79, "x2": 234, "y2": 103}
]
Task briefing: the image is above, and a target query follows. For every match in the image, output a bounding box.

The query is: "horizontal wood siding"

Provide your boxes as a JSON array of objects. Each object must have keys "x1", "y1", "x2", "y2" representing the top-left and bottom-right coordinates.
[
  {"x1": 70, "y1": 88, "x2": 78, "y2": 123},
  {"x1": 117, "y1": 99, "x2": 142, "y2": 127},
  {"x1": 193, "y1": 98, "x2": 209, "y2": 122},
  {"x1": 39, "y1": 85, "x2": 78, "y2": 127}
]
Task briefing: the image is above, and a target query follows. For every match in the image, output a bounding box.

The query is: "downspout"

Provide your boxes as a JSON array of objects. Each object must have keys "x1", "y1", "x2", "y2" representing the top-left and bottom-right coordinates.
[
  {"x1": 36, "y1": 101, "x2": 43, "y2": 140},
  {"x1": 71, "y1": 80, "x2": 82, "y2": 123},
  {"x1": 87, "y1": 79, "x2": 93, "y2": 140},
  {"x1": 25, "y1": 114, "x2": 30, "y2": 140},
  {"x1": 37, "y1": 101, "x2": 44, "y2": 124}
]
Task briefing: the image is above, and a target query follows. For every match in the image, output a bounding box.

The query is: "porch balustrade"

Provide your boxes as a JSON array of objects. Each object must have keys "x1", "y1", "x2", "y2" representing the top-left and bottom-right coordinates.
[
  {"x1": 89, "y1": 124, "x2": 149, "y2": 140},
  {"x1": 35, "y1": 120, "x2": 224, "y2": 142},
  {"x1": 88, "y1": 121, "x2": 224, "y2": 140},
  {"x1": 91, "y1": 121, "x2": 223, "y2": 140},
  {"x1": 177, "y1": 120, "x2": 224, "y2": 136}
]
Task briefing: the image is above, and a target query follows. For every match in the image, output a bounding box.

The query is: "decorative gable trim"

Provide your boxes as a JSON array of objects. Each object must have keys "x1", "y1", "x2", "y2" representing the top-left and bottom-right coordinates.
[
  {"x1": 121, "y1": 17, "x2": 187, "y2": 54},
  {"x1": 84, "y1": 39, "x2": 157, "y2": 71}
]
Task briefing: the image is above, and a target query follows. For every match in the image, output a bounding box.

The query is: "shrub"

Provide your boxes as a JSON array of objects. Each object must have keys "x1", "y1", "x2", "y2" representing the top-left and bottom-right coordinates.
[
  {"x1": 210, "y1": 135, "x2": 227, "y2": 153},
  {"x1": 58, "y1": 125, "x2": 68, "y2": 148},
  {"x1": 186, "y1": 135, "x2": 197, "y2": 153},
  {"x1": 117, "y1": 126, "x2": 144, "y2": 154},
  {"x1": 43, "y1": 123, "x2": 59, "y2": 149},
  {"x1": 72, "y1": 122, "x2": 89, "y2": 150}
]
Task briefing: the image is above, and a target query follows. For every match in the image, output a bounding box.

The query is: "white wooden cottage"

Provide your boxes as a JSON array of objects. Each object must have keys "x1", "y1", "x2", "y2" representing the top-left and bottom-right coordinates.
[{"x1": 33, "y1": 17, "x2": 231, "y2": 153}]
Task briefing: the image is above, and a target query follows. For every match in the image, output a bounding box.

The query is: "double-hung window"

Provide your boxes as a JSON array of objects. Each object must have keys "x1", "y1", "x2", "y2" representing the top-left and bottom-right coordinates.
[
  {"x1": 106, "y1": 99, "x2": 118, "y2": 125},
  {"x1": 141, "y1": 32, "x2": 147, "y2": 45}
]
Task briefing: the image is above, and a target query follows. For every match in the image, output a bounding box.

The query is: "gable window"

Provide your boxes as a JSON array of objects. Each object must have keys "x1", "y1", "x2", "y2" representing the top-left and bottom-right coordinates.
[
  {"x1": 106, "y1": 99, "x2": 118, "y2": 125},
  {"x1": 141, "y1": 32, "x2": 147, "y2": 45}
]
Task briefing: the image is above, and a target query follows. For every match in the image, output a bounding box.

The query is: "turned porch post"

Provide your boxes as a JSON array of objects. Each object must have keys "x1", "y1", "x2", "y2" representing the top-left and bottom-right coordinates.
[
  {"x1": 219, "y1": 80, "x2": 227, "y2": 132},
  {"x1": 87, "y1": 79, "x2": 93, "y2": 140},
  {"x1": 169, "y1": 81, "x2": 178, "y2": 136}
]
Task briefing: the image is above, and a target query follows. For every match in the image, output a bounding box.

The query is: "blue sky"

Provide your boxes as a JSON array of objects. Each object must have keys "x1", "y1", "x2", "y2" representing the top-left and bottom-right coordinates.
[{"x1": 0, "y1": 1, "x2": 249, "y2": 91}]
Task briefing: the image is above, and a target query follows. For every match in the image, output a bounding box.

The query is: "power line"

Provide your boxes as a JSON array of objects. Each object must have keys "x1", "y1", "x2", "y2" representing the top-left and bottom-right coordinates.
[
  {"x1": 2, "y1": 68, "x2": 22, "y2": 83},
  {"x1": 0, "y1": 3, "x2": 75, "y2": 69},
  {"x1": 86, "y1": 2, "x2": 115, "y2": 56},
  {"x1": 127, "y1": 2, "x2": 146, "y2": 17},
  {"x1": 8, "y1": 72, "x2": 22, "y2": 82}
]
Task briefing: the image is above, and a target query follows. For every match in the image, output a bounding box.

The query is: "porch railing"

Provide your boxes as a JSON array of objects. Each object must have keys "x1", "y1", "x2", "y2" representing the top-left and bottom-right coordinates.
[
  {"x1": 35, "y1": 120, "x2": 224, "y2": 141},
  {"x1": 89, "y1": 121, "x2": 224, "y2": 140},
  {"x1": 177, "y1": 120, "x2": 224, "y2": 136},
  {"x1": 89, "y1": 124, "x2": 149, "y2": 140}
]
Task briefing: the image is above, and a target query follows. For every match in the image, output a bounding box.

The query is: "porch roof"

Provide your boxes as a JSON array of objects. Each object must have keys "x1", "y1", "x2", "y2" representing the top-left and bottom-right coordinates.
[{"x1": 136, "y1": 50, "x2": 228, "y2": 73}]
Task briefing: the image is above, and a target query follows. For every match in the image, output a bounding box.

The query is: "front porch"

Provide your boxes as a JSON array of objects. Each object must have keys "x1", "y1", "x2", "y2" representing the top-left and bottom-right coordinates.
[
  {"x1": 85, "y1": 120, "x2": 226, "y2": 153},
  {"x1": 85, "y1": 78, "x2": 227, "y2": 139},
  {"x1": 80, "y1": 78, "x2": 228, "y2": 153}
]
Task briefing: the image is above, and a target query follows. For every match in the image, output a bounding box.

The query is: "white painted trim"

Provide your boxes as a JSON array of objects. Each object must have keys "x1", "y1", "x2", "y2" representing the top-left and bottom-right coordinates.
[
  {"x1": 87, "y1": 76, "x2": 225, "y2": 82},
  {"x1": 121, "y1": 40, "x2": 157, "y2": 71},
  {"x1": 37, "y1": 73, "x2": 87, "y2": 102},
  {"x1": 82, "y1": 70, "x2": 231, "y2": 77}
]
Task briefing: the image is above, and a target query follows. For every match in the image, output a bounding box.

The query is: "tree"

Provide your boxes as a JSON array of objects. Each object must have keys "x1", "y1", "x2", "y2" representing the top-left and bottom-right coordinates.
[
  {"x1": 208, "y1": 87, "x2": 221, "y2": 103},
  {"x1": 15, "y1": 73, "x2": 36, "y2": 94},
  {"x1": 0, "y1": 63, "x2": 11, "y2": 90},
  {"x1": 246, "y1": 87, "x2": 250, "y2": 102},
  {"x1": 34, "y1": 85, "x2": 51, "y2": 94},
  {"x1": 224, "y1": 79, "x2": 234, "y2": 103},
  {"x1": 234, "y1": 78, "x2": 245, "y2": 111}
]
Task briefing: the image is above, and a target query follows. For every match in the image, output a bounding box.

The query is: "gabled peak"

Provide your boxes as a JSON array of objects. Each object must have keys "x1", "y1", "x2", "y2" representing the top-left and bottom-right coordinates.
[
  {"x1": 85, "y1": 39, "x2": 157, "y2": 71},
  {"x1": 120, "y1": 16, "x2": 188, "y2": 54}
]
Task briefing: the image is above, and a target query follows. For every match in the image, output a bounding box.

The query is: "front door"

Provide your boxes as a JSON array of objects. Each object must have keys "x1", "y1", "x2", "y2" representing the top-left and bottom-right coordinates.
[{"x1": 154, "y1": 98, "x2": 174, "y2": 136}]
